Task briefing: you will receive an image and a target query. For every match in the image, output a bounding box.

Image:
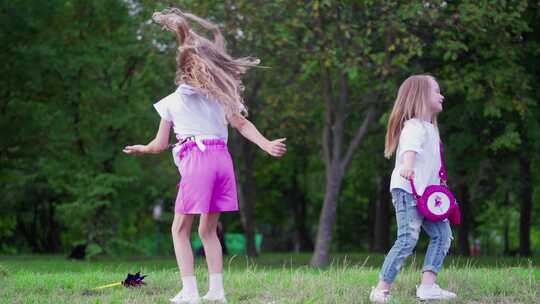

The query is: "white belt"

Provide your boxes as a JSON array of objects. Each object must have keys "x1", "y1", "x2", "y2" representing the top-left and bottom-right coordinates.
[
  {"x1": 172, "y1": 135, "x2": 221, "y2": 168},
  {"x1": 178, "y1": 135, "x2": 221, "y2": 152}
]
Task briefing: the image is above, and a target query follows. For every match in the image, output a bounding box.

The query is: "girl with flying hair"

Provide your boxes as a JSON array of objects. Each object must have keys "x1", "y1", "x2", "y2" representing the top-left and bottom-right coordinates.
[
  {"x1": 369, "y1": 75, "x2": 457, "y2": 303},
  {"x1": 123, "y1": 8, "x2": 286, "y2": 303}
]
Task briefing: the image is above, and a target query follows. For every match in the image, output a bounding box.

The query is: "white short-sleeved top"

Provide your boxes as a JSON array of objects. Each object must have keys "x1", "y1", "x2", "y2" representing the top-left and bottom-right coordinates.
[
  {"x1": 389, "y1": 118, "x2": 442, "y2": 195},
  {"x1": 153, "y1": 84, "x2": 231, "y2": 141},
  {"x1": 154, "y1": 84, "x2": 246, "y2": 168}
]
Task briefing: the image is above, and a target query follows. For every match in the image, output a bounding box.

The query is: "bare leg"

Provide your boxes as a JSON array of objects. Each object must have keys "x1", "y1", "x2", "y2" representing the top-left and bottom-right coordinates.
[
  {"x1": 199, "y1": 213, "x2": 227, "y2": 301},
  {"x1": 198, "y1": 213, "x2": 222, "y2": 274},
  {"x1": 171, "y1": 212, "x2": 195, "y2": 276}
]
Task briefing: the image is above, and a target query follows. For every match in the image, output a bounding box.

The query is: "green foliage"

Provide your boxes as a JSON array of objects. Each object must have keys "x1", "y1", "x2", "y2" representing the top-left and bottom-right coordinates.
[{"x1": 1, "y1": 0, "x2": 539, "y2": 256}]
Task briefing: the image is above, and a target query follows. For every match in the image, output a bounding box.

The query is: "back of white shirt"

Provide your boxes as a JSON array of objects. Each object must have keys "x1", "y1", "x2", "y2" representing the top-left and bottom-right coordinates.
[
  {"x1": 389, "y1": 118, "x2": 442, "y2": 195},
  {"x1": 153, "y1": 84, "x2": 232, "y2": 142}
]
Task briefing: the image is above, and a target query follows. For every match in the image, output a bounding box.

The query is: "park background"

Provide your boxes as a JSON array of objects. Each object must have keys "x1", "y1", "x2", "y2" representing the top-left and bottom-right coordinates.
[{"x1": 1, "y1": 1, "x2": 539, "y2": 303}]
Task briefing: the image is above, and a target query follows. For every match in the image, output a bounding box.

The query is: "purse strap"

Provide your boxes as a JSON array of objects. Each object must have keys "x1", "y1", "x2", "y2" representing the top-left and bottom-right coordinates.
[
  {"x1": 409, "y1": 141, "x2": 448, "y2": 199},
  {"x1": 409, "y1": 177, "x2": 421, "y2": 199},
  {"x1": 438, "y1": 142, "x2": 448, "y2": 184}
]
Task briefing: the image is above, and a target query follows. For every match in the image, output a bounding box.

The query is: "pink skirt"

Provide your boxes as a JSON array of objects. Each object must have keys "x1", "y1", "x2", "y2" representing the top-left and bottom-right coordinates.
[{"x1": 174, "y1": 139, "x2": 239, "y2": 214}]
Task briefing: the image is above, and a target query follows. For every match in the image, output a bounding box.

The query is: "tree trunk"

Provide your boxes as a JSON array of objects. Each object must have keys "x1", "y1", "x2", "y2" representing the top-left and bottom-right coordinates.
[
  {"x1": 309, "y1": 2, "x2": 381, "y2": 266},
  {"x1": 46, "y1": 200, "x2": 61, "y2": 252},
  {"x1": 242, "y1": 148, "x2": 258, "y2": 257},
  {"x1": 503, "y1": 219, "x2": 510, "y2": 255},
  {"x1": 287, "y1": 143, "x2": 314, "y2": 252},
  {"x1": 230, "y1": 80, "x2": 261, "y2": 257},
  {"x1": 503, "y1": 192, "x2": 510, "y2": 255},
  {"x1": 519, "y1": 156, "x2": 532, "y2": 256},
  {"x1": 290, "y1": 175, "x2": 314, "y2": 252},
  {"x1": 293, "y1": 197, "x2": 314, "y2": 252},
  {"x1": 310, "y1": 167, "x2": 343, "y2": 267},
  {"x1": 373, "y1": 175, "x2": 391, "y2": 253},
  {"x1": 457, "y1": 176, "x2": 470, "y2": 256},
  {"x1": 367, "y1": 198, "x2": 375, "y2": 251},
  {"x1": 233, "y1": 140, "x2": 258, "y2": 257}
]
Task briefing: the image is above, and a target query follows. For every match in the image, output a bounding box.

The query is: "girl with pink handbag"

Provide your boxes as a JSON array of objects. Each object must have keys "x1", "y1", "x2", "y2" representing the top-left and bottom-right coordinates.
[{"x1": 370, "y1": 75, "x2": 458, "y2": 303}]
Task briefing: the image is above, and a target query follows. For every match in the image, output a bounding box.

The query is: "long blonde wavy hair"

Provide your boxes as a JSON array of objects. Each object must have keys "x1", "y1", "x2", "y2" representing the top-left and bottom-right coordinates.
[
  {"x1": 384, "y1": 75, "x2": 438, "y2": 158},
  {"x1": 152, "y1": 8, "x2": 260, "y2": 115}
]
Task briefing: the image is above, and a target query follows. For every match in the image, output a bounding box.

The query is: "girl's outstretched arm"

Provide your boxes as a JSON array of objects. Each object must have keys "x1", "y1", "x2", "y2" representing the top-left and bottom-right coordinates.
[
  {"x1": 123, "y1": 119, "x2": 172, "y2": 155},
  {"x1": 227, "y1": 113, "x2": 287, "y2": 158}
]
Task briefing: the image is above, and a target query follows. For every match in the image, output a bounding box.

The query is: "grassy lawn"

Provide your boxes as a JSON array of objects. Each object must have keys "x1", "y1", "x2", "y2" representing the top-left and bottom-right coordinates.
[{"x1": 0, "y1": 253, "x2": 539, "y2": 303}]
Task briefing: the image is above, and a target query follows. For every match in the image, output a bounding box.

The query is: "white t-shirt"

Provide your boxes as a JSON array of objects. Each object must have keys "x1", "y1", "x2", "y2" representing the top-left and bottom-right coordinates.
[
  {"x1": 153, "y1": 84, "x2": 246, "y2": 168},
  {"x1": 153, "y1": 84, "x2": 231, "y2": 141},
  {"x1": 389, "y1": 118, "x2": 442, "y2": 195}
]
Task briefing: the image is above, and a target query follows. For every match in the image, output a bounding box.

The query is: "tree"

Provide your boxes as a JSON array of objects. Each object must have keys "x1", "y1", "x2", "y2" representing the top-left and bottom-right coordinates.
[
  {"x1": 301, "y1": 1, "x2": 442, "y2": 266},
  {"x1": 429, "y1": 0, "x2": 533, "y2": 255}
]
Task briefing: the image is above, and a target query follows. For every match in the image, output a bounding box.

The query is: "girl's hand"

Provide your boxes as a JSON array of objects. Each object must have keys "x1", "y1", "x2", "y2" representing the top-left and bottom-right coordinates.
[
  {"x1": 400, "y1": 150, "x2": 417, "y2": 180},
  {"x1": 123, "y1": 145, "x2": 149, "y2": 156},
  {"x1": 264, "y1": 138, "x2": 287, "y2": 157},
  {"x1": 399, "y1": 165, "x2": 414, "y2": 180}
]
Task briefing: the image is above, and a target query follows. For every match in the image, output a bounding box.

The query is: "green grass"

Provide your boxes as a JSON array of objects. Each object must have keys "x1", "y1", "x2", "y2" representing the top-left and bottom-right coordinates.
[{"x1": 0, "y1": 253, "x2": 539, "y2": 303}]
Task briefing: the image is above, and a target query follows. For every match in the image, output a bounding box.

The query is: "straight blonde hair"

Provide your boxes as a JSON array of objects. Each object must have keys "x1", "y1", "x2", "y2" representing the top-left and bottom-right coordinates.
[
  {"x1": 152, "y1": 8, "x2": 260, "y2": 115},
  {"x1": 384, "y1": 75, "x2": 438, "y2": 158}
]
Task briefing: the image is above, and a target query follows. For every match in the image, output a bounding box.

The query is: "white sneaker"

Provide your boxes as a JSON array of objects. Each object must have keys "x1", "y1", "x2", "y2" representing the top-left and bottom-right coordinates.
[
  {"x1": 170, "y1": 290, "x2": 201, "y2": 304},
  {"x1": 202, "y1": 291, "x2": 227, "y2": 303},
  {"x1": 369, "y1": 287, "x2": 390, "y2": 303},
  {"x1": 416, "y1": 284, "x2": 457, "y2": 301}
]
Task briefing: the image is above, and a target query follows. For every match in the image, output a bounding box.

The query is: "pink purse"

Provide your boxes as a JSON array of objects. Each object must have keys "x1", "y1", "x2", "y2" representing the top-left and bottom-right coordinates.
[{"x1": 409, "y1": 143, "x2": 461, "y2": 224}]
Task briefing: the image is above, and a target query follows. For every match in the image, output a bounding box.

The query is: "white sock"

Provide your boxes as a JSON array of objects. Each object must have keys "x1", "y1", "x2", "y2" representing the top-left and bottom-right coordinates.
[
  {"x1": 181, "y1": 275, "x2": 199, "y2": 295},
  {"x1": 208, "y1": 273, "x2": 224, "y2": 295}
]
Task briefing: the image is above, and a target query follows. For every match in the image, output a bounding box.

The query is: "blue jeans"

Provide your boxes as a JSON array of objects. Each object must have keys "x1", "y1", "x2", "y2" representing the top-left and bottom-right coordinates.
[{"x1": 379, "y1": 188, "x2": 453, "y2": 284}]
